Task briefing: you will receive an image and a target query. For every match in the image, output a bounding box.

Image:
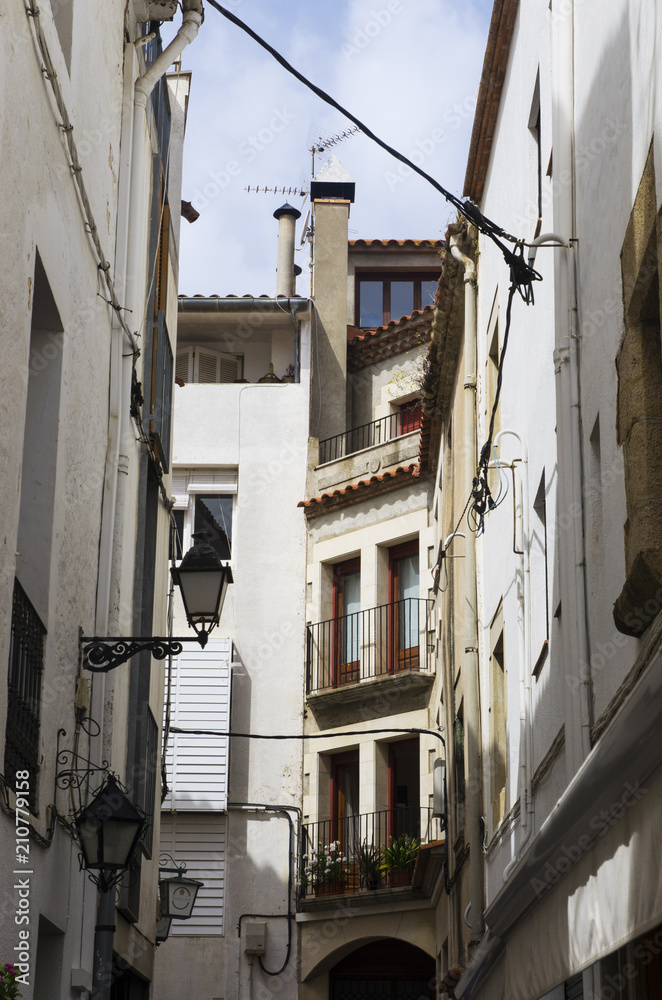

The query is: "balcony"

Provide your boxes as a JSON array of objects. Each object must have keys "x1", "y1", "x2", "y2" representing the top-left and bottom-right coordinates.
[
  {"x1": 318, "y1": 403, "x2": 421, "y2": 465},
  {"x1": 299, "y1": 807, "x2": 444, "y2": 906},
  {"x1": 306, "y1": 598, "x2": 433, "y2": 700}
]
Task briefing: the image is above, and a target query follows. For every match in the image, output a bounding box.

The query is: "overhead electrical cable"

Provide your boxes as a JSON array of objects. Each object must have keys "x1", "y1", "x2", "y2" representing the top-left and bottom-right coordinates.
[{"x1": 204, "y1": 0, "x2": 542, "y2": 300}]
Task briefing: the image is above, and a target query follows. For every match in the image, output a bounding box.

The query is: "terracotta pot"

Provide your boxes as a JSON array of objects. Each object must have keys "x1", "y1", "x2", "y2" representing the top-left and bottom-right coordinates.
[
  {"x1": 388, "y1": 869, "x2": 412, "y2": 888},
  {"x1": 314, "y1": 879, "x2": 345, "y2": 897}
]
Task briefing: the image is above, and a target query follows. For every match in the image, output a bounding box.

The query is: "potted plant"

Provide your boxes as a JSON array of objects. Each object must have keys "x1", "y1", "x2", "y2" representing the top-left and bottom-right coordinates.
[
  {"x1": 300, "y1": 841, "x2": 348, "y2": 897},
  {"x1": 1, "y1": 964, "x2": 23, "y2": 1000},
  {"x1": 353, "y1": 839, "x2": 382, "y2": 890},
  {"x1": 379, "y1": 833, "x2": 420, "y2": 887}
]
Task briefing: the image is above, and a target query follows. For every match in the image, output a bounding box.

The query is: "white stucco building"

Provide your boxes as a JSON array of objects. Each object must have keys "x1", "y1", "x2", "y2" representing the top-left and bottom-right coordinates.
[
  {"x1": 431, "y1": 1, "x2": 662, "y2": 997},
  {"x1": 0, "y1": 2, "x2": 200, "y2": 996}
]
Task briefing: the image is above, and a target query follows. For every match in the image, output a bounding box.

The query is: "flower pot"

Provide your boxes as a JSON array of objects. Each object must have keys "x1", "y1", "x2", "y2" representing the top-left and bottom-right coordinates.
[
  {"x1": 388, "y1": 869, "x2": 412, "y2": 888},
  {"x1": 314, "y1": 878, "x2": 345, "y2": 897}
]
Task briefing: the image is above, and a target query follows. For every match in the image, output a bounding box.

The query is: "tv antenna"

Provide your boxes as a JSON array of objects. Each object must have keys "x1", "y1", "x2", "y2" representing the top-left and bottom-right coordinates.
[{"x1": 244, "y1": 184, "x2": 308, "y2": 197}]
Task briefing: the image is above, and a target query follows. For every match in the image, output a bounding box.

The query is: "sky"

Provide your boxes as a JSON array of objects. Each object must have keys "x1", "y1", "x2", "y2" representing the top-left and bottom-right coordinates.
[{"x1": 163, "y1": 0, "x2": 493, "y2": 297}]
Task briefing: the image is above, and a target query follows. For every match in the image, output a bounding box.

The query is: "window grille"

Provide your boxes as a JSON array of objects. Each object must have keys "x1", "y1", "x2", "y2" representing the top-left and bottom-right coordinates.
[{"x1": 4, "y1": 579, "x2": 45, "y2": 808}]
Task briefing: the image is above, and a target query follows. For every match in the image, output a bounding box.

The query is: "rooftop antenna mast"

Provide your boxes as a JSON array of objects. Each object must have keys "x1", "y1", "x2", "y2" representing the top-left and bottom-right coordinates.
[{"x1": 306, "y1": 125, "x2": 361, "y2": 295}]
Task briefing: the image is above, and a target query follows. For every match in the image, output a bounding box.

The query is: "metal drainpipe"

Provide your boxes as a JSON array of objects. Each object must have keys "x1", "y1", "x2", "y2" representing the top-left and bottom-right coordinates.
[{"x1": 449, "y1": 233, "x2": 483, "y2": 947}]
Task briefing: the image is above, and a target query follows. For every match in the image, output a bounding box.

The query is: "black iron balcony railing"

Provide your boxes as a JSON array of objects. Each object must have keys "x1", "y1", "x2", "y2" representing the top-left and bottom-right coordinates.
[
  {"x1": 300, "y1": 806, "x2": 441, "y2": 899},
  {"x1": 319, "y1": 402, "x2": 422, "y2": 464},
  {"x1": 5, "y1": 579, "x2": 46, "y2": 808},
  {"x1": 306, "y1": 598, "x2": 433, "y2": 695}
]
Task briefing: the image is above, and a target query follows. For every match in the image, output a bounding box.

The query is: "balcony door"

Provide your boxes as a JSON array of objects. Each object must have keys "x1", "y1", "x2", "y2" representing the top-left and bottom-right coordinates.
[
  {"x1": 331, "y1": 750, "x2": 360, "y2": 859},
  {"x1": 389, "y1": 542, "x2": 419, "y2": 672},
  {"x1": 333, "y1": 559, "x2": 361, "y2": 686},
  {"x1": 388, "y1": 738, "x2": 421, "y2": 841}
]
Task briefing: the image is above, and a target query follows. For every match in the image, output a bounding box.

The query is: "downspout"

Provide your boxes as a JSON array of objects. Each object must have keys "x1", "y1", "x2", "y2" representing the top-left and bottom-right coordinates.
[
  {"x1": 449, "y1": 232, "x2": 483, "y2": 947},
  {"x1": 551, "y1": 0, "x2": 591, "y2": 776}
]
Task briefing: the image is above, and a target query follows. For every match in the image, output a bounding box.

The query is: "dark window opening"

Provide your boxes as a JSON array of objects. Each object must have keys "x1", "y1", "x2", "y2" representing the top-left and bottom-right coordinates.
[{"x1": 195, "y1": 495, "x2": 232, "y2": 560}]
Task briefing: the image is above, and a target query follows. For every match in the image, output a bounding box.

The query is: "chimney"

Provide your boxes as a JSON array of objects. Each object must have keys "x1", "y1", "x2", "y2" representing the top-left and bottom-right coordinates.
[
  {"x1": 310, "y1": 156, "x2": 355, "y2": 441},
  {"x1": 273, "y1": 203, "x2": 301, "y2": 296}
]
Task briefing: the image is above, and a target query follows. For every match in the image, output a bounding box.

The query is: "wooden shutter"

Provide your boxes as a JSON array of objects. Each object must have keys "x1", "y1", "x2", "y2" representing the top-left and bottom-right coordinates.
[
  {"x1": 154, "y1": 200, "x2": 170, "y2": 318},
  {"x1": 163, "y1": 637, "x2": 231, "y2": 810},
  {"x1": 160, "y1": 812, "x2": 226, "y2": 935}
]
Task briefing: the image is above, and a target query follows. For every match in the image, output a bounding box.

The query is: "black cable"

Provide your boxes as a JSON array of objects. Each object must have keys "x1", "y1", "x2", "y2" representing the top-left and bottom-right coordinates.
[
  {"x1": 204, "y1": 0, "x2": 542, "y2": 298},
  {"x1": 170, "y1": 725, "x2": 445, "y2": 744}
]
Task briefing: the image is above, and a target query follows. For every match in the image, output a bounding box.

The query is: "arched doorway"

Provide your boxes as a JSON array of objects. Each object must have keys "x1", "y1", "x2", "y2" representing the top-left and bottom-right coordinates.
[{"x1": 330, "y1": 940, "x2": 435, "y2": 1000}]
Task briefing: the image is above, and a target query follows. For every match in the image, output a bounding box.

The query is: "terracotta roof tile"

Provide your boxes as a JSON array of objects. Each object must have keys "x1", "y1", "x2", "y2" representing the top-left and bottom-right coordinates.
[
  {"x1": 349, "y1": 238, "x2": 445, "y2": 248},
  {"x1": 348, "y1": 307, "x2": 434, "y2": 371},
  {"x1": 299, "y1": 463, "x2": 424, "y2": 517}
]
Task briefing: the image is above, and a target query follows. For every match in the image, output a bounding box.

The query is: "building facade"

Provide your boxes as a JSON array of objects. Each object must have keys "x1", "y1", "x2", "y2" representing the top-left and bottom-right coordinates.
[{"x1": 0, "y1": 2, "x2": 200, "y2": 996}]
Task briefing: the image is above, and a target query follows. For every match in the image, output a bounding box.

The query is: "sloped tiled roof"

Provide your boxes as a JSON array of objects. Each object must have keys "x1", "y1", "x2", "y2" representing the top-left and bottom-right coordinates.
[
  {"x1": 298, "y1": 464, "x2": 425, "y2": 517},
  {"x1": 348, "y1": 306, "x2": 435, "y2": 371}
]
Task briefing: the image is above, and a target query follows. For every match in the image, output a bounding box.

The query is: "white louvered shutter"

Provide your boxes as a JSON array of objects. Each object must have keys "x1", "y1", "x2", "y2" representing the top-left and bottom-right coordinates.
[
  {"x1": 171, "y1": 472, "x2": 189, "y2": 509},
  {"x1": 175, "y1": 350, "x2": 192, "y2": 384},
  {"x1": 163, "y1": 637, "x2": 231, "y2": 810},
  {"x1": 196, "y1": 349, "x2": 220, "y2": 383},
  {"x1": 219, "y1": 353, "x2": 240, "y2": 383},
  {"x1": 160, "y1": 812, "x2": 226, "y2": 935}
]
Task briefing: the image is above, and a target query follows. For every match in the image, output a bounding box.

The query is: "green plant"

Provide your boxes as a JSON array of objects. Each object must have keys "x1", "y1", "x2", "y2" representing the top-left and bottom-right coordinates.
[
  {"x1": 1, "y1": 964, "x2": 23, "y2": 1000},
  {"x1": 379, "y1": 833, "x2": 420, "y2": 873},
  {"x1": 301, "y1": 841, "x2": 348, "y2": 889},
  {"x1": 353, "y1": 839, "x2": 382, "y2": 889}
]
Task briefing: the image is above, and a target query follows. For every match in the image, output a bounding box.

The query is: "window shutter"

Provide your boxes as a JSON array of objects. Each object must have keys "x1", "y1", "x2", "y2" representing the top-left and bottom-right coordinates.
[
  {"x1": 219, "y1": 353, "x2": 240, "y2": 383},
  {"x1": 160, "y1": 812, "x2": 226, "y2": 935},
  {"x1": 163, "y1": 637, "x2": 231, "y2": 811},
  {"x1": 149, "y1": 310, "x2": 173, "y2": 472},
  {"x1": 175, "y1": 349, "x2": 191, "y2": 384},
  {"x1": 196, "y1": 349, "x2": 220, "y2": 384},
  {"x1": 171, "y1": 472, "x2": 189, "y2": 508}
]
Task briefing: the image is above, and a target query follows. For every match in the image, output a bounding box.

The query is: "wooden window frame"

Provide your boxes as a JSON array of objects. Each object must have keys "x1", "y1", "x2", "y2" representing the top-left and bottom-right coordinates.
[
  {"x1": 355, "y1": 271, "x2": 439, "y2": 328},
  {"x1": 332, "y1": 559, "x2": 361, "y2": 687},
  {"x1": 388, "y1": 541, "x2": 419, "y2": 673}
]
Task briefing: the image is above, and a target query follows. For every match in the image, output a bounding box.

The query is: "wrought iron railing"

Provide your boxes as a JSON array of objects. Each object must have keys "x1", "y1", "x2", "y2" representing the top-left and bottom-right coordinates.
[
  {"x1": 319, "y1": 403, "x2": 422, "y2": 464},
  {"x1": 5, "y1": 579, "x2": 46, "y2": 807},
  {"x1": 300, "y1": 806, "x2": 441, "y2": 899},
  {"x1": 306, "y1": 598, "x2": 433, "y2": 695}
]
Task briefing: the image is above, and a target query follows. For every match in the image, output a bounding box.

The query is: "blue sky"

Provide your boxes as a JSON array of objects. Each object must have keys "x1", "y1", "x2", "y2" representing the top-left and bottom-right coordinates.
[{"x1": 164, "y1": 0, "x2": 493, "y2": 296}]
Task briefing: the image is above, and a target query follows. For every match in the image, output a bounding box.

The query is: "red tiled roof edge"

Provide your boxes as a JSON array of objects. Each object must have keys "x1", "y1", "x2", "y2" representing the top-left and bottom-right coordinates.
[
  {"x1": 298, "y1": 463, "x2": 426, "y2": 517},
  {"x1": 464, "y1": 0, "x2": 520, "y2": 202},
  {"x1": 349, "y1": 238, "x2": 445, "y2": 248}
]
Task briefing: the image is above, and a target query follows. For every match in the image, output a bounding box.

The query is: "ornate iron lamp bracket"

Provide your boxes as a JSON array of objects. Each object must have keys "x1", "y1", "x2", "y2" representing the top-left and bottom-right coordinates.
[{"x1": 79, "y1": 631, "x2": 204, "y2": 672}]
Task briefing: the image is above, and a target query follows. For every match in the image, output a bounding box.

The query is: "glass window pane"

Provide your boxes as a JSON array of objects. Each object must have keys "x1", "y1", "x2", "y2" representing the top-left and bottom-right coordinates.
[
  {"x1": 359, "y1": 281, "x2": 383, "y2": 326},
  {"x1": 390, "y1": 281, "x2": 414, "y2": 321},
  {"x1": 421, "y1": 280, "x2": 437, "y2": 308},
  {"x1": 194, "y1": 495, "x2": 232, "y2": 560}
]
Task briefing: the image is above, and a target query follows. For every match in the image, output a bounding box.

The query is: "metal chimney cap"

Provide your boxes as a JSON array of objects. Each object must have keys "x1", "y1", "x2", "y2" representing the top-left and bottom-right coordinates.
[{"x1": 273, "y1": 202, "x2": 301, "y2": 221}]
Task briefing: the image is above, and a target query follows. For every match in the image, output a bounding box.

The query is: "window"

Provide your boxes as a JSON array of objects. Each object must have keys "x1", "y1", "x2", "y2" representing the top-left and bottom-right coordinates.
[
  {"x1": 389, "y1": 542, "x2": 420, "y2": 672},
  {"x1": 388, "y1": 738, "x2": 420, "y2": 840},
  {"x1": 356, "y1": 273, "x2": 438, "y2": 327},
  {"x1": 333, "y1": 559, "x2": 361, "y2": 685},
  {"x1": 172, "y1": 470, "x2": 237, "y2": 562},
  {"x1": 397, "y1": 401, "x2": 422, "y2": 435},
  {"x1": 331, "y1": 749, "x2": 360, "y2": 854},
  {"x1": 489, "y1": 617, "x2": 507, "y2": 830},
  {"x1": 175, "y1": 346, "x2": 243, "y2": 385},
  {"x1": 5, "y1": 580, "x2": 45, "y2": 809},
  {"x1": 149, "y1": 310, "x2": 173, "y2": 472}
]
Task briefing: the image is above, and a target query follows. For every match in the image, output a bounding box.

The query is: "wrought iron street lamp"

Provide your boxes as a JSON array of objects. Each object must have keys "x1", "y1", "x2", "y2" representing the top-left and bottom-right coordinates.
[
  {"x1": 73, "y1": 773, "x2": 147, "y2": 891},
  {"x1": 80, "y1": 534, "x2": 233, "y2": 671},
  {"x1": 159, "y1": 867, "x2": 203, "y2": 920}
]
